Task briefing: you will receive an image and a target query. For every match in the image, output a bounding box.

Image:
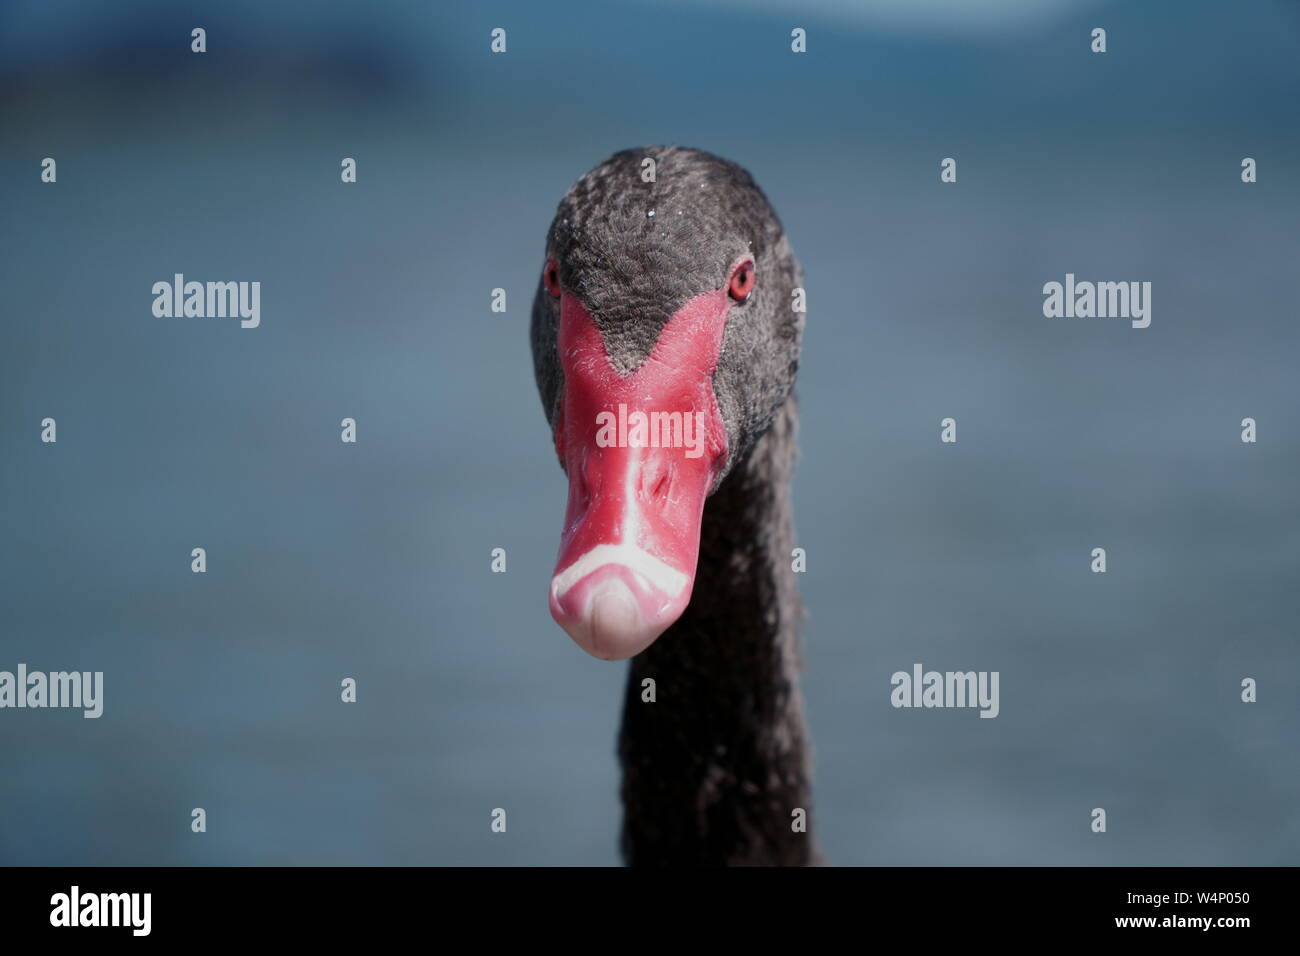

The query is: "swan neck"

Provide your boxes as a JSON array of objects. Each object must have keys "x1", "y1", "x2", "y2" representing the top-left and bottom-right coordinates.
[{"x1": 618, "y1": 396, "x2": 817, "y2": 865}]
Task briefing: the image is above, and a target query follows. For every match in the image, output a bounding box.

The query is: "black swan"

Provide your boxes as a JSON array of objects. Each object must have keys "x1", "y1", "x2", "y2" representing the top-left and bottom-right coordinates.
[{"x1": 530, "y1": 146, "x2": 816, "y2": 866}]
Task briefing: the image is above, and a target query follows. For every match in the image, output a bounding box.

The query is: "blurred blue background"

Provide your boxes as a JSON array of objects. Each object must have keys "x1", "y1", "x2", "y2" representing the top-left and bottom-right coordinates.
[{"x1": 1, "y1": 0, "x2": 1297, "y2": 865}]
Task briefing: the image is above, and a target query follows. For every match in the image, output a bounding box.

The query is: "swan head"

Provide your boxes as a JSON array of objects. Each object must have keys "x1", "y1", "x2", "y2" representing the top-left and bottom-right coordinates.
[{"x1": 531, "y1": 146, "x2": 804, "y2": 660}]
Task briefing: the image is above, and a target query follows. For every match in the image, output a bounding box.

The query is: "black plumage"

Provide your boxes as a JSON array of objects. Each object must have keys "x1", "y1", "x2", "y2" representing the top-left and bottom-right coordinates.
[{"x1": 531, "y1": 146, "x2": 817, "y2": 865}]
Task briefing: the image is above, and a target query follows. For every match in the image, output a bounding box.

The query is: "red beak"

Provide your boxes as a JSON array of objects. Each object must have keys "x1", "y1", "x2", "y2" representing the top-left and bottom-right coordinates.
[{"x1": 548, "y1": 289, "x2": 730, "y2": 660}]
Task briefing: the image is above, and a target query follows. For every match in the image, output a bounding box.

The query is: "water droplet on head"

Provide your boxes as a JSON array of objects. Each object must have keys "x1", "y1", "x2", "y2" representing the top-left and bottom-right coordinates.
[{"x1": 646, "y1": 209, "x2": 655, "y2": 218}]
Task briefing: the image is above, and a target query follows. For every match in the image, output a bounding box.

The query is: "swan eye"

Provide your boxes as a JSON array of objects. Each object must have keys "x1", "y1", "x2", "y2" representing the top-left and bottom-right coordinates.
[
  {"x1": 544, "y1": 258, "x2": 562, "y2": 298},
  {"x1": 728, "y1": 261, "x2": 755, "y2": 303}
]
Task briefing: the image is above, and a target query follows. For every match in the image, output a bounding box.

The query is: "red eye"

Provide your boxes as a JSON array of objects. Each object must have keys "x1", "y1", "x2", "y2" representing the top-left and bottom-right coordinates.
[
  {"x1": 728, "y1": 260, "x2": 755, "y2": 302},
  {"x1": 544, "y1": 257, "x2": 562, "y2": 298}
]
